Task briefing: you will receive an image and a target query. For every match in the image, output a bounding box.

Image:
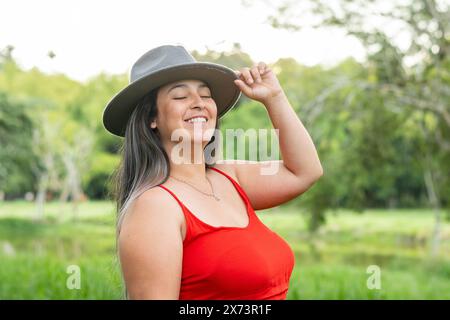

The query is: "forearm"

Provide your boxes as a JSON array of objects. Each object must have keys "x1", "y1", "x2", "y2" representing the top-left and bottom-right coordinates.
[{"x1": 263, "y1": 92, "x2": 323, "y2": 178}]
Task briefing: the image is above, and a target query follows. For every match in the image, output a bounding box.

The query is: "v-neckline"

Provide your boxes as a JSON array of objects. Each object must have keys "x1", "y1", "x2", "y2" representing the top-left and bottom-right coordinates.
[{"x1": 159, "y1": 166, "x2": 252, "y2": 230}]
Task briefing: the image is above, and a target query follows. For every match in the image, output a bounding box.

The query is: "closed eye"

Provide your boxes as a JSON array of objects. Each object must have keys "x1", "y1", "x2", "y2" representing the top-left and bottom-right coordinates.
[{"x1": 174, "y1": 96, "x2": 211, "y2": 100}]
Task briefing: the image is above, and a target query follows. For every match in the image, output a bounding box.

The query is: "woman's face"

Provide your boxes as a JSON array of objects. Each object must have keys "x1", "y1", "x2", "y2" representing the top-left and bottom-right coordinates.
[{"x1": 153, "y1": 79, "x2": 217, "y2": 145}]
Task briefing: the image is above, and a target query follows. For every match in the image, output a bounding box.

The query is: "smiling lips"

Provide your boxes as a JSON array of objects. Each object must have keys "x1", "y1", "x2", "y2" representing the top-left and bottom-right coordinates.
[{"x1": 184, "y1": 116, "x2": 208, "y2": 123}]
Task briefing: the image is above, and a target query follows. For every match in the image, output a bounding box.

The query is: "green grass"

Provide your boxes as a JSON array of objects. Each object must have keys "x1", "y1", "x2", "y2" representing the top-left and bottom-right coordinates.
[{"x1": 0, "y1": 201, "x2": 449, "y2": 299}]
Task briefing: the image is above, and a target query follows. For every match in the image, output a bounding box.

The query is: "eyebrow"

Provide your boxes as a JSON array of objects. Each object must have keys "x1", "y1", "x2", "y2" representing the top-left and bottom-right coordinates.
[{"x1": 167, "y1": 82, "x2": 209, "y2": 94}]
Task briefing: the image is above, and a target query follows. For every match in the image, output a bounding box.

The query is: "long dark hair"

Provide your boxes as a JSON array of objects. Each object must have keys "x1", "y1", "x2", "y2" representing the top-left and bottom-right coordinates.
[{"x1": 108, "y1": 86, "x2": 220, "y2": 298}]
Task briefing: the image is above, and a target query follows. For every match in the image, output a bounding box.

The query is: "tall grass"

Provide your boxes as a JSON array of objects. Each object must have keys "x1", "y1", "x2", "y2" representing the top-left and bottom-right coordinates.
[{"x1": 0, "y1": 201, "x2": 449, "y2": 299}]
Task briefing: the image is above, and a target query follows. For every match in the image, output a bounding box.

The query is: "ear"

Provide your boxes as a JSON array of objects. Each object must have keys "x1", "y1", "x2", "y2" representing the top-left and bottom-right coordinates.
[{"x1": 150, "y1": 120, "x2": 157, "y2": 129}]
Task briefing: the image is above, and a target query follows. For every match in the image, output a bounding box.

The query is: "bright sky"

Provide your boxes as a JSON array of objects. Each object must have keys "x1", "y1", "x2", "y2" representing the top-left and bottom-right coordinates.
[{"x1": 2, "y1": 0, "x2": 367, "y2": 83}]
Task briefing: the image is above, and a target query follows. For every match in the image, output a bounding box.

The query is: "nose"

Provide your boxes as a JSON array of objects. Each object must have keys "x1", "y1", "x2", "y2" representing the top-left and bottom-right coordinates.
[{"x1": 191, "y1": 93, "x2": 206, "y2": 110}]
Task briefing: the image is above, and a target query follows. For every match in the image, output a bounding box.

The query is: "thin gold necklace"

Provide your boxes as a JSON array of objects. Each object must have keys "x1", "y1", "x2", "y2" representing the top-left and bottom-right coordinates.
[{"x1": 169, "y1": 174, "x2": 221, "y2": 201}]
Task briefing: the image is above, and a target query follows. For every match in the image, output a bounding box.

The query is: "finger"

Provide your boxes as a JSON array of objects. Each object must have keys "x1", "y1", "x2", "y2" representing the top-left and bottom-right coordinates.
[
  {"x1": 238, "y1": 71, "x2": 246, "y2": 82},
  {"x1": 241, "y1": 67, "x2": 254, "y2": 85},
  {"x1": 257, "y1": 62, "x2": 266, "y2": 74},
  {"x1": 250, "y1": 65, "x2": 262, "y2": 83},
  {"x1": 262, "y1": 66, "x2": 272, "y2": 76},
  {"x1": 233, "y1": 78, "x2": 252, "y2": 96}
]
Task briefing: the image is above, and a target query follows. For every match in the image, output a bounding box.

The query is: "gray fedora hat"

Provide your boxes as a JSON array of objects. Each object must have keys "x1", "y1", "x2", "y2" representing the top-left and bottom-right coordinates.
[{"x1": 102, "y1": 44, "x2": 242, "y2": 137}]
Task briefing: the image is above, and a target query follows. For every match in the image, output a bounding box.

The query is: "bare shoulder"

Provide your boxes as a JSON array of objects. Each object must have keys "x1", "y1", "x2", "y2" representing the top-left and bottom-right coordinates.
[
  {"x1": 118, "y1": 186, "x2": 184, "y2": 299},
  {"x1": 120, "y1": 186, "x2": 184, "y2": 232},
  {"x1": 212, "y1": 159, "x2": 262, "y2": 185},
  {"x1": 211, "y1": 160, "x2": 240, "y2": 182}
]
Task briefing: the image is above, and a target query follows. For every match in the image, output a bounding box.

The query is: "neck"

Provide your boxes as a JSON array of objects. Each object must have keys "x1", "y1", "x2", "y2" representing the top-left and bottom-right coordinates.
[{"x1": 165, "y1": 140, "x2": 209, "y2": 181}]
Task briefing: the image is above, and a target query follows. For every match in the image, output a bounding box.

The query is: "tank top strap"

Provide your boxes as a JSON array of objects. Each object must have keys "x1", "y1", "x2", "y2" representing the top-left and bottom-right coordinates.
[
  {"x1": 157, "y1": 184, "x2": 210, "y2": 244},
  {"x1": 157, "y1": 184, "x2": 185, "y2": 208}
]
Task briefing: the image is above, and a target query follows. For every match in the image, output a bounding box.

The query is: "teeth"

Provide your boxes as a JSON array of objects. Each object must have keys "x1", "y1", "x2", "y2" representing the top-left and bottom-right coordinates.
[{"x1": 187, "y1": 117, "x2": 207, "y2": 123}]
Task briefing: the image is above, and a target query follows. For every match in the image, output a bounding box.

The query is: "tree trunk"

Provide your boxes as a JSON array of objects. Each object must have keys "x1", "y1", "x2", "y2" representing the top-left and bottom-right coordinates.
[
  {"x1": 59, "y1": 178, "x2": 70, "y2": 203},
  {"x1": 35, "y1": 172, "x2": 49, "y2": 221},
  {"x1": 62, "y1": 153, "x2": 83, "y2": 222}
]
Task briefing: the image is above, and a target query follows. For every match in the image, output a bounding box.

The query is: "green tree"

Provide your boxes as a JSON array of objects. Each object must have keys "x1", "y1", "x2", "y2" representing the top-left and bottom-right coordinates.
[{"x1": 244, "y1": 0, "x2": 450, "y2": 252}]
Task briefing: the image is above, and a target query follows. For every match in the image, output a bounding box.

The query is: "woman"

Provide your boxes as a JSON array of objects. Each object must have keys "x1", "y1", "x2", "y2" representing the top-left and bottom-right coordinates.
[{"x1": 103, "y1": 45, "x2": 323, "y2": 300}]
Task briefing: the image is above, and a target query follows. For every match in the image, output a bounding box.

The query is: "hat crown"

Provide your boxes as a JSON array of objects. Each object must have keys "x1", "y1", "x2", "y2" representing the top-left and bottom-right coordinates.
[{"x1": 130, "y1": 45, "x2": 196, "y2": 83}]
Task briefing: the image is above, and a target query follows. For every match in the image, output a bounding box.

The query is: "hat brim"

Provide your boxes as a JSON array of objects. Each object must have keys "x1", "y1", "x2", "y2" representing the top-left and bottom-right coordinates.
[{"x1": 102, "y1": 62, "x2": 242, "y2": 137}]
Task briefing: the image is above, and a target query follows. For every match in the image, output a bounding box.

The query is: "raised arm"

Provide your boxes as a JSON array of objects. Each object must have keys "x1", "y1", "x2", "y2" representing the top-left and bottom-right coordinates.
[{"x1": 221, "y1": 63, "x2": 323, "y2": 210}]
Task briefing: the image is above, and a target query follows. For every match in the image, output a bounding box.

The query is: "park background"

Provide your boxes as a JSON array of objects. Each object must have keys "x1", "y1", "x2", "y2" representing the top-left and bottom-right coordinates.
[{"x1": 1, "y1": 0, "x2": 449, "y2": 299}]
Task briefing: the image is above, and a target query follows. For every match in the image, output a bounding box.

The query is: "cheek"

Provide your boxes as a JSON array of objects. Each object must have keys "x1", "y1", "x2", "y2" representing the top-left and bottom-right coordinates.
[
  {"x1": 161, "y1": 101, "x2": 184, "y2": 121},
  {"x1": 209, "y1": 103, "x2": 218, "y2": 117}
]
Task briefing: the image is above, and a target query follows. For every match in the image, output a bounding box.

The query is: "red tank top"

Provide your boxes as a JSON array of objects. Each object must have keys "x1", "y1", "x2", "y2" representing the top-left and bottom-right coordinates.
[{"x1": 157, "y1": 166, "x2": 295, "y2": 300}]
